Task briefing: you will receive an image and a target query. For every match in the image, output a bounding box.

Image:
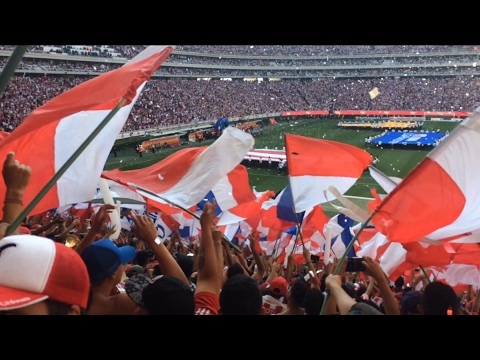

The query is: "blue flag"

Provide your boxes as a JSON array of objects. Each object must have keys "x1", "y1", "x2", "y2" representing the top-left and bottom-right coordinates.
[
  {"x1": 331, "y1": 214, "x2": 356, "y2": 257},
  {"x1": 276, "y1": 185, "x2": 305, "y2": 224},
  {"x1": 197, "y1": 191, "x2": 223, "y2": 217}
]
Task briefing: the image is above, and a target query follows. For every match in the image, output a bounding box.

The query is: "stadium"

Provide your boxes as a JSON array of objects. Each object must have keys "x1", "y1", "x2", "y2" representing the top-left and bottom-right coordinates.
[
  {"x1": 0, "y1": 45, "x2": 479, "y2": 316},
  {"x1": 0, "y1": 45, "x2": 472, "y2": 212}
]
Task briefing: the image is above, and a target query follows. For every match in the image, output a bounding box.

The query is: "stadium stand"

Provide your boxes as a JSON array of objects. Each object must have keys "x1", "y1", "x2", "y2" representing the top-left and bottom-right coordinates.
[{"x1": 0, "y1": 45, "x2": 480, "y2": 134}]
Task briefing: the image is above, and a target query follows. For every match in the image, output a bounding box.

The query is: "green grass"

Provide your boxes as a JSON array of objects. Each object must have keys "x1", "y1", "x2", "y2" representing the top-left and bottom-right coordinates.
[{"x1": 104, "y1": 118, "x2": 460, "y2": 217}]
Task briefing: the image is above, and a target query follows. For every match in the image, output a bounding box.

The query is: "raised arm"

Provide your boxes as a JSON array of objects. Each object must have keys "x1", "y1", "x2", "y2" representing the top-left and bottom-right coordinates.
[
  {"x1": 195, "y1": 200, "x2": 222, "y2": 296},
  {"x1": 362, "y1": 256, "x2": 400, "y2": 315},
  {"x1": 131, "y1": 214, "x2": 189, "y2": 287},
  {"x1": 325, "y1": 274, "x2": 357, "y2": 315},
  {"x1": 212, "y1": 227, "x2": 225, "y2": 276},
  {"x1": 30, "y1": 216, "x2": 63, "y2": 236},
  {"x1": 1, "y1": 152, "x2": 32, "y2": 234},
  {"x1": 58, "y1": 219, "x2": 80, "y2": 238},
  {"x1": 249, "y1": 233, "x2": 265, "y2": 282},
  {"x1": 285, "y1": 250, "x2": 295, "y2": 284},
  {"x1": 75, "y1": 204, "x2": 116, "y2": 255},
  {"x1": 303, "y1": 246, "x2": 316, "y2": 277},
  {"x1": 221, "y1": 238, "x2": 234, "y2": 267}
]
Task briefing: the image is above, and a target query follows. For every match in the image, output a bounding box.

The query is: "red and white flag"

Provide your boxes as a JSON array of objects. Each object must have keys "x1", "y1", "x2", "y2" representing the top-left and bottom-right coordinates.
[
  {"x1": 102, "y1": 127, "x2": 254, "y2": 210},
  {"x1": 372, "y1": 108, "x2": 480, "y2": 244},
  {"x1": 285, "y1": 134, "x2": 372, "y2": 212},
  {"x1": 0, "y1": 46, "x2": 174, "y2": 217}
]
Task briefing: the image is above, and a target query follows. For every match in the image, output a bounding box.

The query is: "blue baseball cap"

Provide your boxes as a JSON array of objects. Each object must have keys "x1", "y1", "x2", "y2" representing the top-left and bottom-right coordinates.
[{"x1": 81, "y1": 239, "x2": 136, "y2": 284}]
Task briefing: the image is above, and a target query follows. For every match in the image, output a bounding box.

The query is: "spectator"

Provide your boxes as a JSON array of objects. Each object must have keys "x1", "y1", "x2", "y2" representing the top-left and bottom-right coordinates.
[
  {"x1": 0, "y1": 234, "x2": 90, "y2": 315},
  {"x1": 79, "y1": 239, "x2": 137, "y2": 315}
]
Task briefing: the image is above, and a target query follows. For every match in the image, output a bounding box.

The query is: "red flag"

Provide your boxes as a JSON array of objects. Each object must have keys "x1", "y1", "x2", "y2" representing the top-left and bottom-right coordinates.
[
  {"x1": 102, "y1": 128, "x2": 254, "y2": 210},
  {"x1": 372, "y1": 110, "x2": 480, "y2": 244},
  {"x1": 285, "y1": 134, "x2": 371, "y2": 212},
  {"x1": 0, "y1": 46, "x2": 174, "y2": 218}
]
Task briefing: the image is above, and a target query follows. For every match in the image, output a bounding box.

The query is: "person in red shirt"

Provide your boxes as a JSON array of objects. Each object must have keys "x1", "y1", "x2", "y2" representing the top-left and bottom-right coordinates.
[{"x1": 262, "y1": 276, "x2": 288, "y2": 315}]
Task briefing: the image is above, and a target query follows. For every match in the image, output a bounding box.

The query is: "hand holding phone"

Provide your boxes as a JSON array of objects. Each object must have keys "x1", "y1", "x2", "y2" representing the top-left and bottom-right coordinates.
[{"x1": 345, "y1": 257, "x2": 366, "y2": 272}]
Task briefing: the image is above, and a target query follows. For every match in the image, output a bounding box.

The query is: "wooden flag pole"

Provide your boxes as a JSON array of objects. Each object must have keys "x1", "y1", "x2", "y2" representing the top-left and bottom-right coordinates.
[
  {"x1": 0, "y1": 45, "x2": 28, "y2": 99},
  {"x1": 6, "y1": 98, "x2": 128, "y2": 236},
  {"x1": 125, "y1": 183, "x2": 242, "y2": 253},
  {"x1": 320, "y1": 210, "x2": 377, "y2": 315}
]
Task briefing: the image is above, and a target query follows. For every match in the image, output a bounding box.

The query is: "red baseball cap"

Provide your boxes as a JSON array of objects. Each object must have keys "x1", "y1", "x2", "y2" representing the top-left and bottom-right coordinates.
[
  {"x1": 0, "y1": 235, "x2": 90, "y2": 310},
  {"x1": 270, "y1": 276, "x2": 288, "y2": 297}
]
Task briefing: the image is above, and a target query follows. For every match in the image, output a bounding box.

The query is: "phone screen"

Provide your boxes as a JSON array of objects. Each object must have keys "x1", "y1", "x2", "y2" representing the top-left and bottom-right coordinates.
[{"x1": 345, "y1": 258, "x2": 366, "y2": 272}]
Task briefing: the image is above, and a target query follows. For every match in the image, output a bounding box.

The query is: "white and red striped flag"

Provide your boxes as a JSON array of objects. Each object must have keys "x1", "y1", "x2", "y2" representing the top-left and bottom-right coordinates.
[
  {"x1": 0, "y1": 45, "x2": 174, "y2": 217},
  {"x1": 285, "y1": 134, "x2": 372, "y2": 212},
  {"x1": 372, "y1": 108, "x2": 480, "y2": 244},
  {"x1": 102, "y1": 127, "x2": 254, "y2": 210}
]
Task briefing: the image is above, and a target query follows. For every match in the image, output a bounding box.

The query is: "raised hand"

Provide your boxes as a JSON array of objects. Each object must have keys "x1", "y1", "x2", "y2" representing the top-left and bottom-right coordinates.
[
  {"x1": 130, "y1": 214, "x2": 159, "y2": 247},
  {"x1": 325, "y1": 274, "x2": 343, "y2": 291},
  {"x1": 362, "y1": 256, "x2": 386, "y2": 281},
  {"x1": 2, "y1": 152, "x2": 31, "y2": 196},
  {"x1": 212, "y1": 226, "x2": 223, "y2": 244},
  {"x1": 200, "y1": 199, "x2": 216, "y2": 227},
  {"x1": 302, "y1": 246, "x2": 311, "y2": 262},
  {"x1": 92, "y1": 204, "x2": 116, "y2": 231}
]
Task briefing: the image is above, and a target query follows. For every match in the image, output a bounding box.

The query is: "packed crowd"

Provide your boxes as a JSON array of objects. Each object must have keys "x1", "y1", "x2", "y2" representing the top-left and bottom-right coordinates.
[
  {"x1": 0, "y1": 58, "x2": 120, "y2": 73},
  {"x1": 1, "y1": 75, "x2": 478, "y2": 132},
  {"x1": 174, "y1": 45, "x2": 479, "y2": 56},
  {"x1": 2, "y1": 45, "x2": 479, "y2": 61},
  {"x1": 0, "y1": 152, "x2": 475, "y2": 316},
  {"x1": 3, "y1": 52, "x2": 480, "y2": 72},
  {"x1": 154, "y1": 66, "x2": 480, "y2": 78},
  {"x1": 0, "y1": 45, "x2": 141, "y2": 59},
  {"x1": 167, "y1": 53, "x2": 480, "y2": 67},
  {"x1": 3, "y1": 56, "x2": 479, "y2": 81}
]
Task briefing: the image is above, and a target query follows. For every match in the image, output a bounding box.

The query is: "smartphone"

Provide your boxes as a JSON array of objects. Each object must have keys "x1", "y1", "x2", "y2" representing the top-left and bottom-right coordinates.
[
  {"x1": 304, "y1": 270, "x2": 314, "y2": 282},
  {"x1": 310, "y1": 254, "x2": 320, "y2": 262},
  {"x1": 346, "y1": 258, "x2": 366, "y2": 272}
]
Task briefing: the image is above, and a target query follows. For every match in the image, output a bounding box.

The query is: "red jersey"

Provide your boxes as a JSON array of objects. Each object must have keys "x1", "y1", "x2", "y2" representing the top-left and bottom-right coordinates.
[
  {"x1": 262, "y1": 295, "x2": 286, "y2": 315},
  {"x1": 195, "y1": 292, "x2": 220, "y2": 315}
]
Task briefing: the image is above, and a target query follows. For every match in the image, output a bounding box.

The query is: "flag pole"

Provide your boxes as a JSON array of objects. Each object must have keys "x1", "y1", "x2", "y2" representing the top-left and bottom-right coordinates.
[
  {"x1": 125, "y1": 183, "x2": 242, "y2": 253},
  {"x1": 419, "y1": 266, "x2": 432, "y2": 284},
  {"x1": 320, "y1": 210, "x2": 377, "y2": 315},
  {"x1": 284, "y1": 134, "x2": 305, "y2": 247},
  {"x1": 0, "y1": 45, "x2": 28, "y2": 99},
  {"x1": 6, "y1": 97, "x2": 128, "y2": 236}
]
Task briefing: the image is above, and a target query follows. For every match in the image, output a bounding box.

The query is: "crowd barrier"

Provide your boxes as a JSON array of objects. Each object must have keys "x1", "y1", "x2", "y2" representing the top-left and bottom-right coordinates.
[
  {"x1": 333, "y1": 110, "x2": 471, "y2": 117},
  {"x1": 141, "y1": 135, "x2": 181, "y2": 149},
  {"x1": 338, "y1": 121, "x2": 421, "y2": 130},
  {"x1": 188, "y1": 131, "x2": 204, "y2": 142},
  {"x1": 116, "y1": 109, "x2": 469, "y2": 140}
]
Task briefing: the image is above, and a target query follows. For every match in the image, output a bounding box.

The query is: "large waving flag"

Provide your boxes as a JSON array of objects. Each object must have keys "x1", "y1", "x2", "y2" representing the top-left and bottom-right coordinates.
[
  {"x1": 372, "y1": 108, "x2": 480, "y2": 244},
  {"x1": 146, "y1": 212, "x2": 180, "y2": 242},
  {"x1": 217, "y1": 190, "x2": 274, "y2": 226},
  {"x1": 285, "y1": 134, "x2": 372, "y2": 212},
  {"x1": 259, "y1": 188, "x2": 297, "y2": 231},
  {"x1": 198, "y1": 164, "x2": 257, "y2": 222},
  {"x1": 301, "y1": 206, "x2": 344, "y2": 248},
  {"x1": 330, "y1": 214, "x2": 357, "y2": 258},
  {"x1": 102, "y1": 127, "x2": 254, "y2": 210},
  {"x1": 0, "y1": 45, "x2": 174, "y2": 217},
  {"x1": 276, "y1": 185, "x2": 305, "y2": 224}
]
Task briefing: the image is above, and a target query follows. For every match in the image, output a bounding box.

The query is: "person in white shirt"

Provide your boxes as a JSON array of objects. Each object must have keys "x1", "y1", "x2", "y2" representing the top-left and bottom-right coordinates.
[{"x1": 278, "y1": 159, "x2": 287, "y2": 175}]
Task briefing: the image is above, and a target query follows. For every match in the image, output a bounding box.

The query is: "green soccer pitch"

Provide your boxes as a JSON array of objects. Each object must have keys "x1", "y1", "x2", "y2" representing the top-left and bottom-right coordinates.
[{"x1": 105, "y1": 118, "x2": 460, "y2": 217}]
